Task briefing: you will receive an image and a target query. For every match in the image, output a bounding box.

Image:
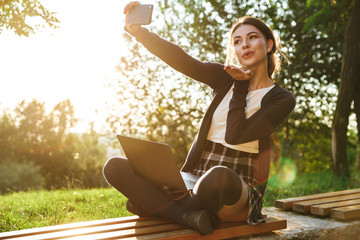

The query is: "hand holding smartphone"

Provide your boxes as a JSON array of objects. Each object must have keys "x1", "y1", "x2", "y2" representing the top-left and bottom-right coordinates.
[
  {"x1": 127, "y1": 4, "x2": 153, "y2": 25},
  {"x1": 124, "y1": 1, "x2": 153, "y2": 34}
]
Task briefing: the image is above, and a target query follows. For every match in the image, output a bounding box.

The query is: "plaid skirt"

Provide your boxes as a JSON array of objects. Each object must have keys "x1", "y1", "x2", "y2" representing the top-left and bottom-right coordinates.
[{"x1": 190, "y1": 140, "x2": 266, "y2": 225}]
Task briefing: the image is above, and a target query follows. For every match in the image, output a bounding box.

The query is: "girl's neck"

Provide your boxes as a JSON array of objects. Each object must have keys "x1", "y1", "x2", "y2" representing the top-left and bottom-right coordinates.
[
  {"x1": 248, "y1": 69, "x2": 274, "y2": 91},
  {"x1": 244, "y1": 60, "x2": 274, "y2": 91}
]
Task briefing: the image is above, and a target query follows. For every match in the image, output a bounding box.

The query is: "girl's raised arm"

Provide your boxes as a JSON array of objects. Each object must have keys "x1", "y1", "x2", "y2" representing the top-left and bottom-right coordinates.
[{"x1": 123, "y1": 2, "x2": 228, "y2": 89}]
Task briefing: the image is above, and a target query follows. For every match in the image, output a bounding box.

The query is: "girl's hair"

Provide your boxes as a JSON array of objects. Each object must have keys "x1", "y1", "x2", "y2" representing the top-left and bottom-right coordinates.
[{"x1": 226, "y1": 16, "x2": 285, "y2": 79}]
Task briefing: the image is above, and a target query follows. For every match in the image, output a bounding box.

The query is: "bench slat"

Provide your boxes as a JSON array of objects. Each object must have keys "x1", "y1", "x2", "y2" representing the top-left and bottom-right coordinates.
[
  {"x1": 331, "y1": 204, "x2": 360, "y2": 220},
  {"x1": 293, "y1": 193, "x2": 360, "y2": 213},
  {"x1": 274, "y1": 188, "x2": 360, "y2": 210},
  {"x1": 10, "y1": 218, "x2": 173, "y2": 240},
  {"x1": 311, "y1": 199, "x2": 360, "y2": 216},
  {"x1": 0, "y1": 216, "x2": 154, "y2": 239},
  {"x1": 0, "y1": 216, "x2": 287, "y2": 240},
  {"x1": 60, "y1": 223, "x2": 184, "y2": 240},
  {"x1": 134, "y1": 217, "x2": 287, "y2": 240}
]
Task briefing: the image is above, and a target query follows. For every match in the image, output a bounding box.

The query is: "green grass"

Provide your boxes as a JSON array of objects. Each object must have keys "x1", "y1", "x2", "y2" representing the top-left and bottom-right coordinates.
[
  {"x1": 0, "y1": 188, "x2": 130, "y2": 232},
  {"x1": 264, "y1": 170, "x2": 360, "y2": 207},
  {"x1": 1, "y1": 170, "x2": 360, "y2": 232}
]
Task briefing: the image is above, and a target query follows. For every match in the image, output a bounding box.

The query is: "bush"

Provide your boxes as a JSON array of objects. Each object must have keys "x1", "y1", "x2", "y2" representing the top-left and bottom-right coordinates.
[{"x1": 0, "y1": 160, "x2": 44, "y2": 194}]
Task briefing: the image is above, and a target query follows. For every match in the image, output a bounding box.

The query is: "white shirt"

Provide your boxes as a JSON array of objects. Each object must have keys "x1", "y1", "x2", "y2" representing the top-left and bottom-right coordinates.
[{"x1": 207, "y1": 84, "x2": 275, "y2": 153}]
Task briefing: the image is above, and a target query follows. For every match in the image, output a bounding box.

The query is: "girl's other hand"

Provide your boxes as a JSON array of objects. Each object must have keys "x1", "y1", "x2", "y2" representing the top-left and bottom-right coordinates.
[
  {"x1": 224, "y1": 65, "x2": 252, "y2": 81},
  {"x1": 124, "y1": 1, "x2": 141, "y2": 34}
]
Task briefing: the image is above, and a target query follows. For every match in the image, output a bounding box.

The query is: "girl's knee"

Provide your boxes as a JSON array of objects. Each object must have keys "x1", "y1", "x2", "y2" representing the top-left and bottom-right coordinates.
[
  {"x1": 194, "y1": 166, "x2": 241, "y2": 195},
  {"x1": 206, "y1": 166, "x2": 229, "y2": 175},
  {"x1": 206, "y1": 166, "x2": 240, "y2": 184},
  {"x1": 102, "y1": 157, "x2": 127, "y2": 179}
]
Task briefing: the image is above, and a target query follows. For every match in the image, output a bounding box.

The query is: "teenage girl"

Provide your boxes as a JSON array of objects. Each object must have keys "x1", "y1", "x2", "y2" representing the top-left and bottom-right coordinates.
[{"x1": 103, "y1": 1, "x2": 295, "y2": 235}]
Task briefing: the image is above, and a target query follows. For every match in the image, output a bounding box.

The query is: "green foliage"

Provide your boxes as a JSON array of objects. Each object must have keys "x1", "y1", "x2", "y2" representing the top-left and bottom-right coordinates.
[
  {"x1": 347, "y1": 129, "x2": 360, "y2": 167},
  {"x1": 73, "y1": 132, "x2": 108, "y2": 188},
  {"x1": 301, "y1": 0, "x2": 359, "y2": 176},
  {"x1": 303, "y1": 0, "x2": 352, "y2": 34},
  {"x1": 0, "y1": 112, "x2": 16, "y2": 160},
  {"x1": 278, "y1": 121, "x2": 333, "y2": 173},
  {"x1": 0, "y1": 0, "x2": 59, "y2": 36},
  {"x1": 0, "y1": 160, "x2": 44, "y2": 193},
  {"x1": 0, "y1": 99, "x2": 108, "y2": 191}
]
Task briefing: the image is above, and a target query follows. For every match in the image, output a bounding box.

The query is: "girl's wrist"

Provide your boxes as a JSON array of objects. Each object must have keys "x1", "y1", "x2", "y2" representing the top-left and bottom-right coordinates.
[
  {"x1": 125, "y1": 25, "x2": 141, "y2": 36},
  {"x1": 234, "y1": 79, "x2": 250, "y2": 90}
]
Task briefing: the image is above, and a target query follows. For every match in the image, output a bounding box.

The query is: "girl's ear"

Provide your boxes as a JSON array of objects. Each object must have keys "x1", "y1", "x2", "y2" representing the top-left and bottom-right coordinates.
[{"x1": 266, "y1": 39, "x2": 274, "y2": 53}]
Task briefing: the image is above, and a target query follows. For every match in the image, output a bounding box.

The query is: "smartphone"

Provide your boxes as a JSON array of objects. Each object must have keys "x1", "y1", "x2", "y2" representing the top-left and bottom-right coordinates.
[{"x1": 127, "y1": 4, "x2": 153, "y2": 25}]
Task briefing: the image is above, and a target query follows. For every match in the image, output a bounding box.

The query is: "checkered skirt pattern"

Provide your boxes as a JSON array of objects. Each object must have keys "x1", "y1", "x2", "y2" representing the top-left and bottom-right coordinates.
[{"x1": 191, "y1": 140, "x2": 266, "y2": 225}]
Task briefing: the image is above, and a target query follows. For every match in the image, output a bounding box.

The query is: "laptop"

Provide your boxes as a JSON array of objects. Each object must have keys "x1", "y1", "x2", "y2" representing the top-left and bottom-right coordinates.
[{"x1": 116, "y1": 135, "x2": 187, "y2": 191}]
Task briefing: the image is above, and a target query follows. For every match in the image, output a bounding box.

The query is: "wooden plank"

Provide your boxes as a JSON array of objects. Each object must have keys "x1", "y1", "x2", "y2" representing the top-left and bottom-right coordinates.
[
  {"x1": 59, "y1": 221, "x2": 249, "y2": 240},
  {"x1": 0, "y1": 216, "x2": 157, "y2": 239},
  {"x1": 274, "y1": 188, "x2": 360, "y2": 210},
  {"x1": 10, "y1": 218, "x2": 173, "y2": 240},
  {"x1": 0, "y1": 216, "x2": 286, "y2": 240},
  {"x1": 55, "y1": 223, "x2": 185, "y2": 240},
  {"x1": 293, "y1": 193, "x2": 360, "y2": 213},
  {"x1": 135, "y1": 217, "x2": 287, "y2": 240},
  {"x1": 331, "y1": 204, "x2": 360, "y2": 220},
  {"x1": 311, "y1": 199, "x2": 360, "y2": 216}
]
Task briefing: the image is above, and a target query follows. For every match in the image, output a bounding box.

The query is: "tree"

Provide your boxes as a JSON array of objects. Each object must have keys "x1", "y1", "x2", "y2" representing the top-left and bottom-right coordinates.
[
  {"x1": 0, "y1": 111, "x2": 16, "y2": 161},
  {"x1": 0, "y1": 0, "x2": 59, "y2": 36},
  {"x1": 51, "y1": 99, "x2": 77, "y2": 136},
  {"x1": 303, "y1": 0, "x2": 359, "y2": 176},
  {"x1": 0, "y1": 99, "x2": 108, "y2": 190},
  {"x1": 331, "y1": 0, "x2": 360, "y2": 176},
  {"x1": 279, "y1": 0, "x2": 344, "y2": 172}
]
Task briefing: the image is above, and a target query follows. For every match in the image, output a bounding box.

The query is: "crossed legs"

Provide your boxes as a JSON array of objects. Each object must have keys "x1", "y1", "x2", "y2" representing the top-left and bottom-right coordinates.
[{"x1": 102, "y1": 157, "x2": 248, "y2": 232}]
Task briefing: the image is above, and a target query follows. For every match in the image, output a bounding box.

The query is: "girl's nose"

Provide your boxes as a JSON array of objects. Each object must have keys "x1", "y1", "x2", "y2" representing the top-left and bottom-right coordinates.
[{"x1": 242, "y1": 40, "x2": 250, "y2": 49}]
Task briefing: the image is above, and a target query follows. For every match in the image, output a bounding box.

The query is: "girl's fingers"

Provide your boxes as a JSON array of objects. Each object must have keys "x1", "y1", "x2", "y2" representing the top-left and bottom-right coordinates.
[
  {"x1": 124, "y1": 1, "x2": 142, "y2": 34},
  {"x1": 124, "y1": 1, "x2": 140, "y2": 14},
  {"x1": 224, "y1": 66, "x2": 252, "y2": 80}
]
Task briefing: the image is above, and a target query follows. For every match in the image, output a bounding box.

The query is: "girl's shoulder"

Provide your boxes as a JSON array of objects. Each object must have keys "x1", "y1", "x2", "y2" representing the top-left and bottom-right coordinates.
[
  {"x1": 269, "y1": 84, "x2": 294, "y2": 97},
  {"x1": 263, "y1": 84, "x2": 296, "y2": 106}
]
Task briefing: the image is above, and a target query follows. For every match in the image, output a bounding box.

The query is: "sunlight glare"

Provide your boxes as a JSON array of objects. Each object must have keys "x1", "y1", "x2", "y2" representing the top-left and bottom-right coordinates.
[{"x1": 0, "y1": 0, "x2": 130, "y2": 132}]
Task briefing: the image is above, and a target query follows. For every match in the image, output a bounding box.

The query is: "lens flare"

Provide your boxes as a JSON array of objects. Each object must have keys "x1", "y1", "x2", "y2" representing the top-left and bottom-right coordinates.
[
  {"x1": 268, "y1": 133, "x2": 282, "y2": 179},
  {"x1": 267, "y1": 133, "x2": 297, "y2": 188},
  {"x1": 269, "y1": 157, "x2": 297, "y2": 188}
]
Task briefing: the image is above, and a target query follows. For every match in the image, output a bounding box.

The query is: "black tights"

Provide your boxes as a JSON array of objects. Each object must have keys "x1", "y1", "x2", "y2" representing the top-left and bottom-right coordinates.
[{"x1": 102, "y1": 157, "x2": 243, "y2": 224}]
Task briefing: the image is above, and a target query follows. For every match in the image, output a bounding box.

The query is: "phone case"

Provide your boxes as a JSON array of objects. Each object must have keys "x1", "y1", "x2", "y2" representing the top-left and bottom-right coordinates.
[{"x1": 127, "y1": 4, "x2": 153, "y2": 25}]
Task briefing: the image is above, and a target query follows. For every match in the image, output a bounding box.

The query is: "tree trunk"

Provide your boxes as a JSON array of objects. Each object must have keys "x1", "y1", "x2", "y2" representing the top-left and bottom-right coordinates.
[
  {"x1": 331, "y1": 0, "x2": 360, "y2": 176},
  {"x1": 354, "y1": 92, "x2": 360, "y2": 171},
  {"x1": 354, "y1": 33, "x2": 360, "y2": 171}
]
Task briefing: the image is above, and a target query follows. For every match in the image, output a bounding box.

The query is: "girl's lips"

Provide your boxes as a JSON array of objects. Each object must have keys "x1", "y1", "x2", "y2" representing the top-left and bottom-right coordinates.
[{"x1": 242, "y1": 51, "x2": 254, "y2": 59}]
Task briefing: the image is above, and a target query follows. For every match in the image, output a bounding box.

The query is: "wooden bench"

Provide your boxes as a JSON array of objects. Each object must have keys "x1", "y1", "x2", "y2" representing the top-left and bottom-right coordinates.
[
  {"x1": 0, "y1": 215, "x2": 286, "y2": 239},
  {"x1": 275, "y1": 188, "x2": 360, "y2": 220}
]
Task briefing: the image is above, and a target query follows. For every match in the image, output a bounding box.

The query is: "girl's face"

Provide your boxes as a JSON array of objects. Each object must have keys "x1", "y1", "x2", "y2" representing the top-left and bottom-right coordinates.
[{"x1": 232, "y1": 24, "x2": 273, "y2": 70}]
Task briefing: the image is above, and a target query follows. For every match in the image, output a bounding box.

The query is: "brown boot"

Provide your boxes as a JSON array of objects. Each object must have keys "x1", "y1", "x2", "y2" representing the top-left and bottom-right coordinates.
[
  {"x1": 181, "y1": 209, "x2": 213, "y2": 235},
  {"x1": 125, "y1": 200, "x2": 153, "y2": 217}
]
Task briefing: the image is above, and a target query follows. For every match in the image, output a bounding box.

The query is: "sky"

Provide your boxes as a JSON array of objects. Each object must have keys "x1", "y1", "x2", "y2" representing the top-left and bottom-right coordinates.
[{"x1": 0, "y1": 0, "x2": 154, "y2": 132}]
